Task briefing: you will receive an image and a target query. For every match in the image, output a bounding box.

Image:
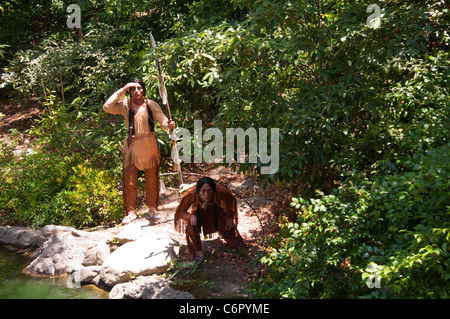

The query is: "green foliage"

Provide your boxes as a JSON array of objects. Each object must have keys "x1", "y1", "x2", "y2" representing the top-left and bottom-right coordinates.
[
  {"x1": 0, "y1": 140, "x2": 73, "y2": 226},
  {"x1": 0, "y1": 44, "x2": 9, "y2": 60},
  {"x1": 0, "y1": 85, "x2": 124, "y2": 228},
  {"x1": 0, "y1": 138, "x2": 124, "y2": 228},
  {"x1": 1, "y1": 30, "x2": 129, "y2": 105},
  {"x1": 0, "y1": 0, "x2": 67, "y2": 58},
  {"x1": 36, "y1": 164, "x2": 124, "y2": 227},
  {"x1": 0, "y1": 81, "x2": 172, "y2": 228},
  {"x1": 252, "y1": 144, "x2": 449, "y2": 298},
  {"x1": 0, "y1": 0, "x2": 448, "y2": 298},
  {"x1": 138, "y1": 0, "x2": 449, "y2": 189}
]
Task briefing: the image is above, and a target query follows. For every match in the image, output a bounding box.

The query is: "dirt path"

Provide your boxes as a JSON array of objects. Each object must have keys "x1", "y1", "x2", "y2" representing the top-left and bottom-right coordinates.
[{"x1": 0, "y1": 98, "x2": 42, "y2": 154}]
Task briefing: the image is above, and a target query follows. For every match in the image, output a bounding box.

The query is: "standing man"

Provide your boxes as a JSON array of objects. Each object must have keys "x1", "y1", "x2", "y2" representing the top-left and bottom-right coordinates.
[{"x1": 103, "y1": 79, "x2": 175, "y2": 224}]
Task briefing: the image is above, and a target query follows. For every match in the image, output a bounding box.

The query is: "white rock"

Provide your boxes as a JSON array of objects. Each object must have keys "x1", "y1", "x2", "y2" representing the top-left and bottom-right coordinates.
[
  {"x1": 109, "y1": 275, "x2": 195, "y2": 299},
  {"x1": 82, "y1": 242, "x2": 111, "y2": 266},
  {"x1": 42, "y1": 225, "x2": 76, "y2": 237},
  {"x1": 100, "y1": 234, "x2": 178, "y2": 287},
  {"x1": 113, "y1": 222, "x2": 142, "y2": 244},
  {"x1": 24, "y1": 229, "x2": 112, "y2": 277}
]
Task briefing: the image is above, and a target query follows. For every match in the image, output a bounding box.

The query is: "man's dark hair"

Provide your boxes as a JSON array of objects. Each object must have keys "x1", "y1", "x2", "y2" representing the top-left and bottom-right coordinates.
[
  {"x1": 129, "y1": 78, "x2": 146, "y2": 97},
  {"x1": 196, "y1": 176, "x2": 216, "y2": 194}
]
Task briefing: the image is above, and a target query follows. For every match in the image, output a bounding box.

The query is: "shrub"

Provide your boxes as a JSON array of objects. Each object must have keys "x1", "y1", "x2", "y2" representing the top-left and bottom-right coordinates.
[
  {"x1": 0, "y1": 140, "x2": 124, "y2": 228},
  {"x1": 1, "y1": 30, "x2": 129, "y2": 106},
  {"x1": 253, "y1": 144, "x2": 449, "y2": 298},
  {"x1": 0, "y1": 144, "x2": 75, "y2": 226},
  {"x1": 35, "y1": 164, "x2": 123, "y2": 227}
]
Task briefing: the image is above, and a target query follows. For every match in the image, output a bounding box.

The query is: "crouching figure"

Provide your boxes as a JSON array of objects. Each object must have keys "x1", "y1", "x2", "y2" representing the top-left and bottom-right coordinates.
[{"x1": 174, "y1": 177, "x2": 246, "y2": 263}]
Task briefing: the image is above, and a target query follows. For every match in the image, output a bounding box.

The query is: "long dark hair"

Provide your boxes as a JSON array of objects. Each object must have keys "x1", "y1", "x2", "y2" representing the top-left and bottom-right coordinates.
[
  {"x1": 127, "y1": 79, "x2": 154, "y2": 139},
  {"x1": 129, "y1": 78, "x2": 146, "y2": 98},
  {"x1": 196, "y1": 176, "x2": 216, "y2": 194}
]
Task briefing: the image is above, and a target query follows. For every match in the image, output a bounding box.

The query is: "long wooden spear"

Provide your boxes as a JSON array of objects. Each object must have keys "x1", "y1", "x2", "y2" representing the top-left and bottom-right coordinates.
[{"x1": 150, "y1": 32, "x2": 183, "y2": 185}]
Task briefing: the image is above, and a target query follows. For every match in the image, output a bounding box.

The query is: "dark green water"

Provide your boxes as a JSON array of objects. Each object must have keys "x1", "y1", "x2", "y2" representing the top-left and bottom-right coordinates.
[{"x1": 0, "y1": 246, "x2": 108, "y2": 299}]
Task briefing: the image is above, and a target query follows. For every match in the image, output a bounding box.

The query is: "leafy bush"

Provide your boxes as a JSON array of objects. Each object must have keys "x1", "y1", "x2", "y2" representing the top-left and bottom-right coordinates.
[
  {"x1": 1, "y1": 0, "x2": 449, "y2": 298},
  {"x1": 252, "y1": 144, "x2": 449, "y2": 298},
  {"x1": 0, "y1": 90, "x2": 173, "y2": 228},
  {"x1": 139, "y1": 0, "x2": 449, "y2": 191},
  {"x1": 0, "y1": 143, "x2": 74, "y2": 226},
  {"x1": 1, "y1": 29, "x2": 129, "y2": 106},
  {"x1": 0, "y1": 139, "x2": 123, "y2": 228},
  {"x1": 35, "y1": 164, "x2": 123, "y2": 227}
]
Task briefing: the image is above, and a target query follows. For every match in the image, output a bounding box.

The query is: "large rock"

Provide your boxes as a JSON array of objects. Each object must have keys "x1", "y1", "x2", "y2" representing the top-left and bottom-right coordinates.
[
  {"x1": 67, "y1": 265, "x2": 103, "y2": 286},
  {"x1": 100, "y1": 234, "x2": 178, "y2": 287},
  {"x1": 0, "y1": 226, "x2": 45, "y2": 250},
  {"x1": 112, "y1": 222, "x2": 143, "y2": 244},
  {"x1": 109, "y1": 275, "x2": 195, "y2": 299},
  {"x1": 41, "y1": 225, "x2": 80, "y2": 237},
  {"x1": 1, "y1": 224, "x2": 193, "y2": 299},
  {"x1": 24, "y1": 227, "x2": 112, "y2": 277},
  {"x1": 82, "y1": 242, "x2": 110, "y2": 266}
]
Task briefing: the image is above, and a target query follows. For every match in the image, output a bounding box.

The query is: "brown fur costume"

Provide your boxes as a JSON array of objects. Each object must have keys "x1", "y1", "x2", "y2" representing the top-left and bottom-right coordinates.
[{"x1": 174, "y1": 181, "x2": 245, "y2": 258}]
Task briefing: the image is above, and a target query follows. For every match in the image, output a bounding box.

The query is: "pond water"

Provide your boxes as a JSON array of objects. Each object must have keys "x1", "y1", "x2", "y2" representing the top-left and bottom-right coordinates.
[{"x1": 0, "y1": 246, "x2": 108, "y2": 299}]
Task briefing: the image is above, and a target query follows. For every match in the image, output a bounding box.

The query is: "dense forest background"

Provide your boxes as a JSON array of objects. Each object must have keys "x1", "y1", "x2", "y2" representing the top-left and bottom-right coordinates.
[{"x1": 0, "y1": 0, "x2": 448, "y2": 298}]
